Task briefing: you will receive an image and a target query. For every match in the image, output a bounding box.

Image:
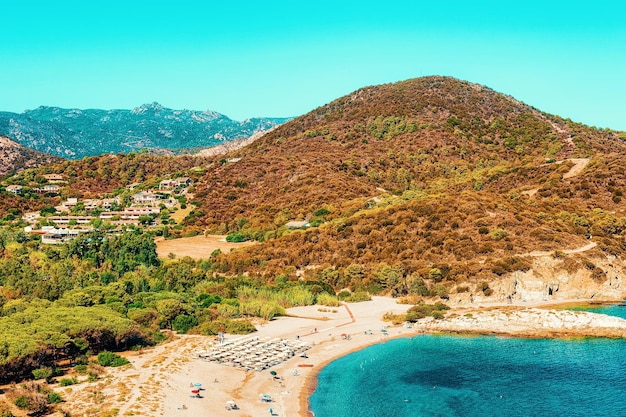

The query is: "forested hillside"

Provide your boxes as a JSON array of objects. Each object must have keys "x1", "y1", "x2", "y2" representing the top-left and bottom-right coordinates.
[
  {"x1": 190, "y1": 77, "x2": 624, "y2": 228},
  {"x1": 185, "y1": 77, "x2": 625, "y2": 286},
  {"x1": 0, "y1": 152, "x2": 205, "y2": 217}
]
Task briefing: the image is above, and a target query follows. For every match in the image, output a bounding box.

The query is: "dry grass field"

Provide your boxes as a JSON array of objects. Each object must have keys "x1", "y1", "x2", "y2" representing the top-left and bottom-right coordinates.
[{"x1": 155, "y1": 234, "x2": 256, "y2": 259}]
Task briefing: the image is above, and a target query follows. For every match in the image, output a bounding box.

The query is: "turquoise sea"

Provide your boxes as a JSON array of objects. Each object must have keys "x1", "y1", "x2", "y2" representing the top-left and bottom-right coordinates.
[
  {"x1": 570, "y1": 303, "x2": 626, "y2": 320},
  {"x1": 310, "y1": 305, "x2": 626, "y2": 417}
]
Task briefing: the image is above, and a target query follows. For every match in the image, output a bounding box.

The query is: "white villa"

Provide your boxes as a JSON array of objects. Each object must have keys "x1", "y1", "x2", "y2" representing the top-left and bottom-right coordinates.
[
  {"x1": 132, "y1": 191, "x2": 161, "y2": 205},
  {"x1": 6, "y1": 185, "x2": 23, "y2": 195}
]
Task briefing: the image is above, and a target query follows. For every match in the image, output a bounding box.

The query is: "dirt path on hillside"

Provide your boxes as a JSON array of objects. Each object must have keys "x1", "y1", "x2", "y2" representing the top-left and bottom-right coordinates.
[
  {"x1": 562, "y1": 157, "x2": 590, "y2": 179},
  {"x1": 521, "y1": 156, "x2": 589, "y2": 197},
  {"x1": 520, "y1": 241, "x2": 597, "y2": 258},
  {"x1": 520, "y1": 113, "x2": 589, "y2": 197},
  {"x1": 532, "y1": 112, "x2": 590, "y2": 178}
]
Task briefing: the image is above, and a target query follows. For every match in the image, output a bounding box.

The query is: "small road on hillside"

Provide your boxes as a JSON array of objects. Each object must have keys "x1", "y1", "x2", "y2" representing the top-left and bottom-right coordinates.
[
  {"x1": 562, "y1": 158, "x2": 590, "y2": 179},
  {"x1": 520, "y1": 241, "x2": 597, "y2": 258}
]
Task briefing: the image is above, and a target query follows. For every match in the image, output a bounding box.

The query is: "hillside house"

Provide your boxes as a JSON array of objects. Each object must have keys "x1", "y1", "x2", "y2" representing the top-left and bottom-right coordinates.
[
  {"x1": 62, "y1": 198, "x2": 78, "y2": 209},
  {"x1": 48, "y1": 216, "x2": 94, "y2": 225},
  {"x1": 102, "y1": 197, "x2": 120, "y2": 210},
  {"x1": 6, "y1": 185, "x2": 23, "y2": 195},
  {"x1": 55, "y1": 205, "x2": 70, "y2": 213},
  {"x1": 159, "y1": 177, "x2": 193, "y2": 190},
  {"x1": 100, "y1": 207, "x2": 159, "y2": 221},
  {"x1": 22, "y1": 211, "x2": 41, "y2": 224},
  {"x1": 83, "y1": 199, "x2": 101, "y2": 211},
  {"x1": 43, "y1": 174, "x2": 65, "y2": 183},
  {"x1": 35, "y1": 184, "x2": 61, "y2": 195},
  {"x1": 175, "y1": 177, "x2": 192, "y2": 187},
  {"x1": 41, "y1": 228, "x2": 81, "y2": 245},
  {"x1": 122, "y1": 207, "x2": 160, "y2": 215},
  {"x1": 132, "y1": 191, "x2": 161, "y2": 205},
  {"x1": 159, "y1": 179, "x2": 176, "y2": 190}
]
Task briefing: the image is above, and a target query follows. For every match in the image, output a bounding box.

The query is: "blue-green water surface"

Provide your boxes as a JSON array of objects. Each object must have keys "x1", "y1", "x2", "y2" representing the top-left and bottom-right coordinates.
[
  {"x1": 310, "y1": 335, "x2": 626, "y2": 417},
  {"x1": 571, "y1": 303, "x2": 626, "y2": 320}
]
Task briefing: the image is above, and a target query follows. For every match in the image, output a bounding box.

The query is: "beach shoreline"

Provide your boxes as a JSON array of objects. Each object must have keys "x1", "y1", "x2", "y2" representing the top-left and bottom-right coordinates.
[{"x1": 43, "y1": 296, "x2": 626, "y2": 417}]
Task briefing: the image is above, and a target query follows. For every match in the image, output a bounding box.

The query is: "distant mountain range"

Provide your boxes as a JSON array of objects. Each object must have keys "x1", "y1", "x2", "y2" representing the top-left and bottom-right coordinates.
[{"x1": 0, "y1": 103, "x2": 290, "y2": 159}]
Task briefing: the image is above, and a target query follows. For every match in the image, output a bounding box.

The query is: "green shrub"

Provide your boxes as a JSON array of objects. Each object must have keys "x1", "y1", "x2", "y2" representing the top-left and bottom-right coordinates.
[
  {"x1": 405, "y1": 302, "x2": 450, "y2": 322},
  {"x1": 97, "y1": 352, "x2": 129, "y2": 367},
  {"x1": 337, "y1": 290, "x2": 351, "y2": 300},
  {"x1": 490, "y1": 228, "x2": 508, "y2": 240},
  {"x1": 316, "y1": 292, "x2": 341, "y2": 307},
  {"x1": 74, "y1": 365, "x2": 88, "y2": 374},
  {"x1": 13, "y1": 396, "x2": 30, "y2": 409},
  {"x1": 313, "y1": 207, "x2": 331, "y2": 216},
  {"x1": 346, "y1": 291, "x2": 371, "y2": 302},
  {"x1": 225, "y1": 233, "x2": 246, "y2": 242},
  {"x1": 47, "y1": 392, "x2": 63, "y2": 404},
  {"x1": 59, "y1": 377, "x2": 78, "y2": 386},
  {"x1": 431, "y1": 310, "x2": 445, "y2": 320},
  {"x1": 32, "y1": 367, "x2": 53, "y2": 381},
  {"x1": 172, "y1": 314, "x2": 198, "y2": 333},
  {"x1": 200, "y1": 318, "x2": 256, "y2": 335},
  {"x1": 406, "y1": 308, "x2": 426, "y2": 322},
  {"x1": 434, "y1": 301, "x2": 450, "y2": 311}
]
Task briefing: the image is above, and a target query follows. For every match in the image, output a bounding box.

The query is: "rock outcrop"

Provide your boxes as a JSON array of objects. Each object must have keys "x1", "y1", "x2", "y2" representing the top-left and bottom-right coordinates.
[{"x1": 420, "y1": 308, "x2": 626, "y2": 338}]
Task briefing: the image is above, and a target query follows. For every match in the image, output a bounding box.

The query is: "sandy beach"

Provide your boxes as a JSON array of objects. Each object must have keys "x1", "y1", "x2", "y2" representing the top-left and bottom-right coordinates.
[{"x1": 50, "y1": 296, "x2": 626, "y2": 417}]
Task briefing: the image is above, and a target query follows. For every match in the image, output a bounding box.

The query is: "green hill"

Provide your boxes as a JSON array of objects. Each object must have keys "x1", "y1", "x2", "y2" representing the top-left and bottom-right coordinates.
[{"x1": 184, "y1": 76, "x2": 625, "y2": 289}]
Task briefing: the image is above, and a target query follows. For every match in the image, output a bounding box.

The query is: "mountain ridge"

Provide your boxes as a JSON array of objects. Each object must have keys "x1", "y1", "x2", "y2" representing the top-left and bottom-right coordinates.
[
  {"x1": 190, "y1": 76, "x2": 624, "y2": 230},
  {"x1": 0, "y1": 103, "x2": 290, "y2": 159},
  {"x1": 0, "y1": 135, "x2": 62, "y2": 176}
]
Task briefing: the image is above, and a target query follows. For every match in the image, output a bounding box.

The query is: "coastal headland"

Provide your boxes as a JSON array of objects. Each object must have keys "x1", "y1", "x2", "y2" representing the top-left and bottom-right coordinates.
[{"x1": 49, "y1": 296, "x2": 626, "y2": 417}]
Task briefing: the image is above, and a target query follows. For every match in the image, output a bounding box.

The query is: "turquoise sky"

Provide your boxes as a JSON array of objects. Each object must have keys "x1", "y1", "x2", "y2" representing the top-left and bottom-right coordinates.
[{"x1": 1, "y1": 1, "x2": 624, "y2": 130}]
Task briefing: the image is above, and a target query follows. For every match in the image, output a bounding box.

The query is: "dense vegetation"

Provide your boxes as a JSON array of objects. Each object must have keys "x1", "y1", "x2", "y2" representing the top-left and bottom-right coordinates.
[
  {"x1": 0, "y1": 152, "x2": 205, "y2": 217},
  {"x1": 0, "y1": 228, "x2": 336, "y2": 383},
  {"x1": 189, "y1": 77, "x2": 624, "y2": 230},
  {"x1": 182, "y1": 77, "x2": 625, "y2": 284}
]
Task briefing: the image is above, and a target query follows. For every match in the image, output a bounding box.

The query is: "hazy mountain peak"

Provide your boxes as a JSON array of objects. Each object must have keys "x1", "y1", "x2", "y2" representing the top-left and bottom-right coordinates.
[{"x1": 131, "y1": 102, "x2": 167, "y2": 115}]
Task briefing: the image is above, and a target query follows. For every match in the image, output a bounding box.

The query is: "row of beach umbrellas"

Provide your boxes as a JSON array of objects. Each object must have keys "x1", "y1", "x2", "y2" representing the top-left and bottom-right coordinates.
[{"x1": 197, "y1": 336, "x2": 311, "y2": 371}]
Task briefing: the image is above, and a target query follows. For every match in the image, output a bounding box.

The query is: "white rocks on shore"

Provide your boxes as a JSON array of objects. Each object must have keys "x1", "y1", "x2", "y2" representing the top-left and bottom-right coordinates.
[{"x1": 419, "y1": 308, "x2": 626, "y2": 338}]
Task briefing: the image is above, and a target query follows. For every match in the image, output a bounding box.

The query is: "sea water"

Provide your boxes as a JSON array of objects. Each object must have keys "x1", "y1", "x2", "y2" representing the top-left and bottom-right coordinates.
[
  {"x1": 310, "y1": 334, "x2": 626, "y2": 417},
  {"x1": 570, "y1": 303, "x2": 626, "y2": 320}
]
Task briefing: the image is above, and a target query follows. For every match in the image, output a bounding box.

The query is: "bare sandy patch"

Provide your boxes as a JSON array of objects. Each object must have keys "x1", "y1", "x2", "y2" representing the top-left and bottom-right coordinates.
[{"x1": 155, "y1": 235, "x2": 256, "y2": 259}]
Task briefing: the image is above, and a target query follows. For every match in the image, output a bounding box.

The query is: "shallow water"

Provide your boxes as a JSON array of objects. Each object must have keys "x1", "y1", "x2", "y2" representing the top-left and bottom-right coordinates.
[
  {"x1": 570, "y1": 303, "x2": 626, "y2": 320},
  {"x1": 310, "y1": 335, "x2": 626, "y2": 417}
]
